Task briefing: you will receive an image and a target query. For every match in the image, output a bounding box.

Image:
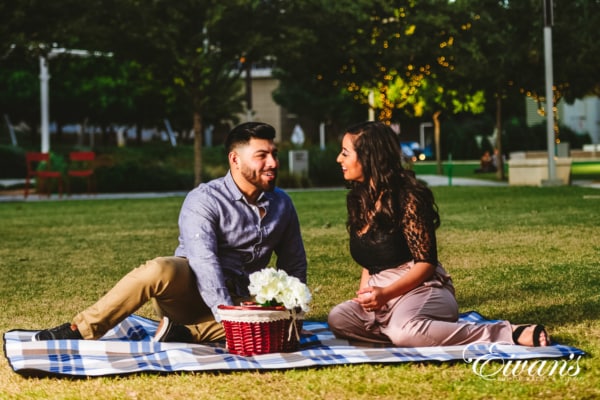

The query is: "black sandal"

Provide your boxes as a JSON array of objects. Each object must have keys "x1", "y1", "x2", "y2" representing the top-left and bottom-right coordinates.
[{"x1": 512, "y1": 324, "x2": 549, "y2": 347}]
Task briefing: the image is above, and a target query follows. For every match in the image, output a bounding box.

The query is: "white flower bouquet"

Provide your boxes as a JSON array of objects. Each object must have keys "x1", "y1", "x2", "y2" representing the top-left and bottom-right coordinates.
[{"x1": 248, "y1": 268, "x2": 311, "y2": 312}]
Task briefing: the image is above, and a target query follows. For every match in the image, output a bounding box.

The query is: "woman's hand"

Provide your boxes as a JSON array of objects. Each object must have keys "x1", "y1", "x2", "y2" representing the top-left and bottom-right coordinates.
[
  {"x1": 353, "y1": 286, "x2": 386, "y2": 312},
  {"x1": 353, "y1": 262, "x2": 436, "y2": 312}
]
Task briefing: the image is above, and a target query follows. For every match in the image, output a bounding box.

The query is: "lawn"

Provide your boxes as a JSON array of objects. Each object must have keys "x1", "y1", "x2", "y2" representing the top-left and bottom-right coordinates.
[{"x1": 1, "y1": 186, "x2": 599, "y2": 399}]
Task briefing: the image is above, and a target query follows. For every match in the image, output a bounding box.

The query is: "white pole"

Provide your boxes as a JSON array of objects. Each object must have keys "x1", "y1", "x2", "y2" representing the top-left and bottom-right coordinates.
[
  {"x1": 544, "y1": 26, "x2": 557, "y2": 182},
  {"x1": 37, "y1": 47, "x2": 113, "y2": 153},
  {"x1": 319, "y1": 122, "x2": 325, "y2": 150},
  {"x1": 542, "y1": 0, "x2": 561, "y2": 185},
  {"x1": 39, "y1": 56, "x2": 50, "y2": 153}
]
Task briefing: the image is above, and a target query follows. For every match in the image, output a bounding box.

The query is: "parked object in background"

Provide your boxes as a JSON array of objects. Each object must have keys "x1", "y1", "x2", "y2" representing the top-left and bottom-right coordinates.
[
  {"x1": 67, "y1": 151, "x2": 96, "y2": 195},
  {"x1": 400, "y1": 141, "x2": 430, "y2": 162},
  {"x1": 24, "y1": 152, "x2": 63, "y2": 198}
]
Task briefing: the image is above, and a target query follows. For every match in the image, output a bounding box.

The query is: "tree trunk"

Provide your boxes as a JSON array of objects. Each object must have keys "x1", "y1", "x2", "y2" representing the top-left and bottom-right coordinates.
[
  {"x1": 193, "y1": 110, "x2": 203, "y2": 187},
  {"x1": 245, "y1": 61, "x2": 253, "y2": 120},
  {"x1": 495, "y1": 96, "x2": 505, "y2": 180},
  {"x1": 433, "y1": 111, "x2": 442, "y2": 175},
  {"x1": 135, "y1": 123, "x2": 142, "y2": 146},
  {"x1": 31, "y1": 122, "x2": 39, "y2": 147},
  {"x1": 56, "y1": 121, "x2": 63, "y2": 144},
  {"x1": 101, "y1": 124, "x2": 110, "y2": 146}
]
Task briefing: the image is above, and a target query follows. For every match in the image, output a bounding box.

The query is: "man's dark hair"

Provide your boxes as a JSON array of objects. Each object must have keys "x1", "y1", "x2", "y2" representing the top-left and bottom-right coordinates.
[{"x1": 225, "y1": 122, "x2": 276, "y2": 153}]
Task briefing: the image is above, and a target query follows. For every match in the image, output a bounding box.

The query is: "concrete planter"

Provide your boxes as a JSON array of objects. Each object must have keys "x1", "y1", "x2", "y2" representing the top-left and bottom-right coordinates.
[{"x1": 508, "y1": 156, "x2": 572, "y2": 186}]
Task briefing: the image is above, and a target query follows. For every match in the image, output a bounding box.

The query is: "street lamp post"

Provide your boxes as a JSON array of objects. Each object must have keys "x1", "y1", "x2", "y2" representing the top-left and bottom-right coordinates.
[
  {"x1": 541, "y1": 0, "x2": 562, "y2": 186},
  {"x1": 39, "y1": 55, "x2": 51, "y2": 153}
]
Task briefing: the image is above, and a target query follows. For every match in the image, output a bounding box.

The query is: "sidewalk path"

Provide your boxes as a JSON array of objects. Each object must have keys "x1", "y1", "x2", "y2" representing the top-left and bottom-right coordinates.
[{"x1": 417, "y1": 175, "x2": 507, "y2": 187}]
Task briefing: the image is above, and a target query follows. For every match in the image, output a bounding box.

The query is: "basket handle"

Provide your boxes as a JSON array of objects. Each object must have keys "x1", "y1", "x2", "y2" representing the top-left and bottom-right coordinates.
[{"x1": 288, "y1": 308, "x2": 301, "y2": 342}]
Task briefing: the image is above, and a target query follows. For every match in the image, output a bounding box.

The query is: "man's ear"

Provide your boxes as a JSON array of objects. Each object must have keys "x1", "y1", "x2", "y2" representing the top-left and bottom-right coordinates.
[{"x1": 228, "y1": 151, "x2": 239, "y2": 168}]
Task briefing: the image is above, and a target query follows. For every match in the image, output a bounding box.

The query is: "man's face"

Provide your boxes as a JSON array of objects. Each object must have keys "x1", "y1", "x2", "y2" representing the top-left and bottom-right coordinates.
[{"x1": 233, "y1": 138, "x2": 279, "y2": 192}]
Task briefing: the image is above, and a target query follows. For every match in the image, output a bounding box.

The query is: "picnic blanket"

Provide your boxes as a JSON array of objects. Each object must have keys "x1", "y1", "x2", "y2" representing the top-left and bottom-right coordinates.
[{"x1": 4, "y1": 311, "x2": 585, "y2": 377}]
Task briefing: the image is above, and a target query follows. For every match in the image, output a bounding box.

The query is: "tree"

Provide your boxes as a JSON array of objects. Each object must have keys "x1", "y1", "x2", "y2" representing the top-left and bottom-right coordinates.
[
  {"x1": 0, "y1": 47, "x2": 39, "y2": 145},
  {"x1": 271, "y1": 0, "x2": 381, "y2": 134},
  {"x1": 449, "y1": 0, "x2": 545, "y2": 179},
  {"x1": 1, "y1": 0, "x2": 260, "y2": 184},
  {"x1": 102, "y1": 0, "x2": 317, "y2": 184},
  {"x1": 272, "y1": 0, "x2": 486, "y2": 170},
  {"x1": 455, "y1": 0, "x2": 600, "y2": 177},
  {"x1": 337, "y1": 0, "x2": 486, "y2": 173},
  {"x1": 0, "y1": 0, "x2": 110, "y2": 146},
  {"x1": 515, "y1": 0, "x2": 600, "y2": 144},
  {"x1": 555, "y1": 0, "x2": 600, "y2": 102}
]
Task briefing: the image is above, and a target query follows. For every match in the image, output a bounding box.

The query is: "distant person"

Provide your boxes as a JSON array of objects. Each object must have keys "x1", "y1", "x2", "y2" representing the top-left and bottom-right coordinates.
[
  {"x1": 33, "y1": 122, "x2": 307, "y2": 343},
  {"x1": 328, "y1": 121, "x2": 550, "y2": 347},
  {"x1": 475, "y1": 150, "x2": 496, "y2": 173},
  {"x1": 491, "y1": 148, "x2": 503, "y2": 172}
]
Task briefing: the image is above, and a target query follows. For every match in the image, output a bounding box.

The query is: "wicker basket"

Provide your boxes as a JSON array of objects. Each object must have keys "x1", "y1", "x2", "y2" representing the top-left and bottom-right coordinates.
[{"x1": 218, "y1": 304, "x2": 303, "y2": 356}]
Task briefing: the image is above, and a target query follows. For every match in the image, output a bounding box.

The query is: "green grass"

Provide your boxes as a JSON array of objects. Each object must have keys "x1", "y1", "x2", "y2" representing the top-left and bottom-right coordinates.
[
  {"x1": 1, "y1": 187, "x2": 599, "y2": 399},
  {"x1": 571, "y1": 161, "x2": 600, "y2": 180}
]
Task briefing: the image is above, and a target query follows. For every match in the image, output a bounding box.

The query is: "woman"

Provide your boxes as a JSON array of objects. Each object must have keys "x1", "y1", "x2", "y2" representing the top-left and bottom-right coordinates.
[{"x1": 327, "y1": 121, "x2": 549, "y2": 347}]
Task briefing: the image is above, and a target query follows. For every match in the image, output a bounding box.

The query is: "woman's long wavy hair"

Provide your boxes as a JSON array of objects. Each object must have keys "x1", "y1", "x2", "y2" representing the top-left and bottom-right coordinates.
[{"x1": 343, "y1": 121, "x2": 440, "y2": 235}]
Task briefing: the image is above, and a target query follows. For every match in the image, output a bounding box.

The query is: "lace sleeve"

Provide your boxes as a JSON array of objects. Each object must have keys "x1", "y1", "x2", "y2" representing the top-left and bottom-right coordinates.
[{"x1": 400, "y1": 192, "x2": 438, "y2": 265}]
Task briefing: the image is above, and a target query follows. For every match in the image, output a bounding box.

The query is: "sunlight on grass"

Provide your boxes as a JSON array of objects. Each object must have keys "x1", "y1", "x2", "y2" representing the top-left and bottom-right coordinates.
[{"x1": 571, "y1": 161, "x2": 600, "y2": 179}]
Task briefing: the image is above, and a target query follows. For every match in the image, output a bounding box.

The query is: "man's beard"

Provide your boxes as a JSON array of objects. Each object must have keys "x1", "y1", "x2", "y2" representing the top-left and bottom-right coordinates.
[{"x1": 241, "y1": 165, "x2": 277, "y2": 192}]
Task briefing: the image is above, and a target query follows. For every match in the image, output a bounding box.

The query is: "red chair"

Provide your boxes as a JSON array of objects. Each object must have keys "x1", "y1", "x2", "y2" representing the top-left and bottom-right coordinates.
[
  {"x1": 24, "y1": 152, "x2": 63, "y2": 198},
  {"x1": 67, "y1": 151, "x2": 96, "y2": 195}
]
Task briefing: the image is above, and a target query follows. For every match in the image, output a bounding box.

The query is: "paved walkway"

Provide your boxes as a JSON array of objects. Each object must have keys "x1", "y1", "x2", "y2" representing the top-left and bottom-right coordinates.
[
  {"x1": 0, "y1": 175, "x2": 597, "y2": 203},
  {"x1": 418, "y1": 175, "x2": 507, "y2": 187}
]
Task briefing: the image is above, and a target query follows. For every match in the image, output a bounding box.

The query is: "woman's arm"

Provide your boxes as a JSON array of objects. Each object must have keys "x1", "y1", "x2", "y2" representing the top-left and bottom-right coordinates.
[
  {"x1": 358, "y1": 268, "x2": 370, "y2": 290},
  {"x1": 355, "y1": 185, "x2": 439, "y2": 311}
]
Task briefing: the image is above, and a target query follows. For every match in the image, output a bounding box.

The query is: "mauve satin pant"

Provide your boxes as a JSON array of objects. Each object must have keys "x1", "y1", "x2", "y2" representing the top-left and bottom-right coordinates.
[
  {"x1": 328, "y1": 262, "x2": 514, "y2": 346},
  {"x1": 73, "y1": 256, "x2": 250, "y2": 342}
]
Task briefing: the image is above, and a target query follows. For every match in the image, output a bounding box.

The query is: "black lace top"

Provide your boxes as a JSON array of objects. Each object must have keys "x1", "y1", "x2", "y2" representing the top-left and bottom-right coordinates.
[{"x1": 349, "y1": 192, "x2": 438, "y2": 275}]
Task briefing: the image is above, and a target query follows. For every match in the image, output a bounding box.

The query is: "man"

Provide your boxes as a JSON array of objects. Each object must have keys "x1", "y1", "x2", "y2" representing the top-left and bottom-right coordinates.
[{"x1": 33, "y1": 122, "x2": 307, "y2": 343}]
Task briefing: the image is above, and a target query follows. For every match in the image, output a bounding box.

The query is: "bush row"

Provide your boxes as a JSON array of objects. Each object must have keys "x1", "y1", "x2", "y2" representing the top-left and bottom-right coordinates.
[
  {"x1": 0, "y1": 142, "x2": 343, "y2": 192},
  {"x1": 2, "y1": 118, "x2": 590, "y2": 192}
]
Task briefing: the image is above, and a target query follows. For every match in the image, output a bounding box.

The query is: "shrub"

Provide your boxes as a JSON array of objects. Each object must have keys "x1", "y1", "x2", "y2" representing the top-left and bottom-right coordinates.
[
  {"x1": 2, "y1": 142, "x2": 346, "y2": 192},
  {"x1": 277, "y1": 170, "x2": 312, "y2": 189},
  {"x1": 0, "y1": 145, "x2": 26, "y2": 178},
  {"x1": 95, "y1": 162, "x2": 194, "y2": 192}
]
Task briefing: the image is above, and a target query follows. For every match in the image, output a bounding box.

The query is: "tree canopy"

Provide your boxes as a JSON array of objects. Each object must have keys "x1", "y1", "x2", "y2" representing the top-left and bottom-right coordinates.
[{"x1": 1, "y1": 0, "x2": 598, "y2": 168}]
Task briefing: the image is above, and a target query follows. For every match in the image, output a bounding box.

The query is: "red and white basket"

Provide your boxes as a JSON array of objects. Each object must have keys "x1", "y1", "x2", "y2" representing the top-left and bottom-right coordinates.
[{"x1": 218, "y1": 304, "x2": 303, "y2": 356}]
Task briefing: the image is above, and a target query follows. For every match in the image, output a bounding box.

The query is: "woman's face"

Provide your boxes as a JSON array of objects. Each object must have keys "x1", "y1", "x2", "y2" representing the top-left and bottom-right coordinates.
[{"x1": 337, "y1": 133, "x2": 364, "y2": 182}]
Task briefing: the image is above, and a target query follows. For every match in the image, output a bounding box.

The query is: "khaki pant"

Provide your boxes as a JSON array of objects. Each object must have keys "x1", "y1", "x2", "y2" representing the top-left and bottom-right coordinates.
[
  {"x1": 328, "y1": 262, "x2": 514, "y2": 346},
  {"x1": 73, "y1": 256, "x2": 250, "y2": 342}
]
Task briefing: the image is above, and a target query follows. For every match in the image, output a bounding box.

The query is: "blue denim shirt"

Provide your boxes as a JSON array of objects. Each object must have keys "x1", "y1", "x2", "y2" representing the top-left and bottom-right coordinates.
[{"x1": 174, "y1": 171, "x2": 307, "y2": 320}]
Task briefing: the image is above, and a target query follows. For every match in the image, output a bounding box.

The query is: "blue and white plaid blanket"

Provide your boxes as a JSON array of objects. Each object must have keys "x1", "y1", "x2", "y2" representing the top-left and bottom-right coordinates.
[{"x1": 3, "y1": 311, "x2": 584, "y2": 377}]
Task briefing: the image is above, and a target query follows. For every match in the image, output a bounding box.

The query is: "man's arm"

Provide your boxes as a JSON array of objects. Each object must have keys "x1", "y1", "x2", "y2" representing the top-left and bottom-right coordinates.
[
  {"x1": 274, "y1": 197, "x2": 307, "y2": 283},
  {"x1": 176, "y1": 188, "x2": 233, "y2": 321}
]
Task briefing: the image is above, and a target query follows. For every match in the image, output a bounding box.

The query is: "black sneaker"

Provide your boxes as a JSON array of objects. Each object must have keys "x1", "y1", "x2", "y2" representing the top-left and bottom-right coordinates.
[
  {"x1": 152, "y1": 316, "x2": 194, "y2": 343},
  {"x1": 32, "y1": 323, "x2": 83, "y2": 341}
]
